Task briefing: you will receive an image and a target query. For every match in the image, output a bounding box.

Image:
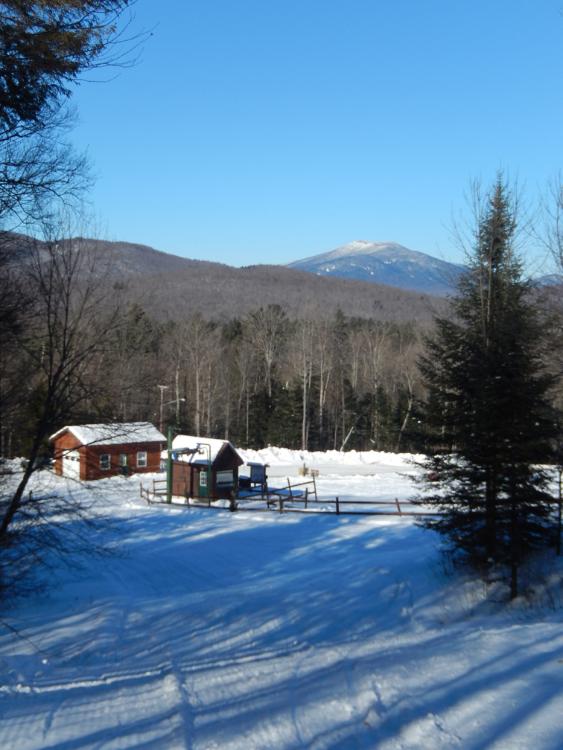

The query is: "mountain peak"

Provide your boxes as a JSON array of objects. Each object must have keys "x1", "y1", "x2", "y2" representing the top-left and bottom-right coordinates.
[
  {"x1": 328, "y1": 240, "x2": 406, "y2": 260},
  {"x1": 346, "y1": 239, "x2": 381, "y2": 251},
  {"x1": 288, "y1": 241, "x2": 464, "y2": 296}
]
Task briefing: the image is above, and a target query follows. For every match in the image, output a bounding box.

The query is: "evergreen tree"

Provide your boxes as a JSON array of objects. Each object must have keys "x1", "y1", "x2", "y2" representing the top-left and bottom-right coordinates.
[
  {"x1": 267, "y1": 381, "x2": 302, "y2": 448},
  {"x1": 372, "y1": 386, "x2": 395, "y2": 451},
  {"x1": 0, "y1": 1, "x2": 134, "y2": 133},
  {"x1": 419, "y1": 177, "x2": 558, "y2": 598}
]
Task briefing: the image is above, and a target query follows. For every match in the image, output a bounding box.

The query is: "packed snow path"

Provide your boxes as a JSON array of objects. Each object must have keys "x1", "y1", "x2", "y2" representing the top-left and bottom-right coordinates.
[{"x1": 1, "y1": 453, "x2": 563, "y2": 749}]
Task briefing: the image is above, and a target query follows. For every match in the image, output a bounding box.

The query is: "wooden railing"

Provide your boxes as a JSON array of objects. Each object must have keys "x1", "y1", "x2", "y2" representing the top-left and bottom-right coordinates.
[
  {"x1": 240, "y1": 495, "x2": 441, "y2": 516},
  {"x1": 141, "y1": 491, "x2": 441, "y2": 517},
  {"x1": 140, "y1": 478, "x2": 167, "y2": 504}
]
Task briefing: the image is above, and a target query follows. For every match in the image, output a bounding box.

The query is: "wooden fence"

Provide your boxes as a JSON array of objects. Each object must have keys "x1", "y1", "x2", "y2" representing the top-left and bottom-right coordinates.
[
  {"x1": 234, "y1": 494, "x2": 442, "y2": 516},
  {"x1": 139, "y1": 478, "x2": 167, "y2": 504},
  {"x1": 141, "y1": 488, "x2": 559, "y2": 517},
  {"x1": 140, "y1": 481, "x2": 441, "y2": 517}
]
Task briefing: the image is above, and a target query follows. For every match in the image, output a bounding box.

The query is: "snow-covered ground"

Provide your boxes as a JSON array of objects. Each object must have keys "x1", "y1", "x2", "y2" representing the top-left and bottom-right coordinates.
[
  {"x1": 1, "y1": 451, "x2": 563, "y2": 749},
  {"x1": 239, "y1": 446, "x2": 424, "y2": 479}
]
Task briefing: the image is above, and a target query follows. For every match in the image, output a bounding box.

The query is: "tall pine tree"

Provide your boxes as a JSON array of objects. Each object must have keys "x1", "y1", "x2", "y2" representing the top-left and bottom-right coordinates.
[{"x1": 419, "y1": 177, "x2": 558, "y2": 598}]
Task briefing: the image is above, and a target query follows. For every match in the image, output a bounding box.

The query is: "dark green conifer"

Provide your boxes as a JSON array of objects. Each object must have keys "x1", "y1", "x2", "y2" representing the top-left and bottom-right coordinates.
[{"x1": 419, "y1": 177, "x2": 558, "y2": 597}]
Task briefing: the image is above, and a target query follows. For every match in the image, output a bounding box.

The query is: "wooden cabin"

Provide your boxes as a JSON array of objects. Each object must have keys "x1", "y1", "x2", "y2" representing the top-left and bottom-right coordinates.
[
  {"x1": 50, "y1": 422, "x2": 165, "y2": 481},
  {"x1": 170, "y1": 435, "x2": 243, "y2": 500}
]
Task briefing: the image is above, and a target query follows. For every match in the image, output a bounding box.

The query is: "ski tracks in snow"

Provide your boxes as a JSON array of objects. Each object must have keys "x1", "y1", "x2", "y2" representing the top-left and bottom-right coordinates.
[{"x1": 3, "y1": 463, "x2": 563, "y2": 749}]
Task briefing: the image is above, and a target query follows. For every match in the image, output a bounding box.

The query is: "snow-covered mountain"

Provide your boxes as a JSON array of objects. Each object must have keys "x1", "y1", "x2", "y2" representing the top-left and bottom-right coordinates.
[
  {"x1": 288, "y1": 240, "x2": 465, "y2": 296},
  {"x1": 536, "y1": 273, "x2": 563, "y2": 287}
]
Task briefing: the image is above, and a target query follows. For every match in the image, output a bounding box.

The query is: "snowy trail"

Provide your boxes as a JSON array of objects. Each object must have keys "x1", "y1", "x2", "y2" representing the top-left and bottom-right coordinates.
[{"x1": 1, "y1": 456, "x2": 563, "y2": 749}]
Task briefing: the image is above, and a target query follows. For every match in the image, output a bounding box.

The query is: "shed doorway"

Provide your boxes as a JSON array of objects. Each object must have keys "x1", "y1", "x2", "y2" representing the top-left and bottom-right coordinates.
[
  {"x1": 198, "y1": 468, "x2": 209, "y2": 498},
  {"x1": 63, "y1": 450, "x2": 81, "y2": 479}
]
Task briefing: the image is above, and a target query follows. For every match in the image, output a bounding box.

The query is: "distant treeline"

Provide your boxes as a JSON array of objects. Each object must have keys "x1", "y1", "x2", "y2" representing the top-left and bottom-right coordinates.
[
  {"x1": 3, "y1": 299, "x2": 429, "y2": 457},
  {"x1": 106, "y1": 304, "x2": 429, "y2": 454}
]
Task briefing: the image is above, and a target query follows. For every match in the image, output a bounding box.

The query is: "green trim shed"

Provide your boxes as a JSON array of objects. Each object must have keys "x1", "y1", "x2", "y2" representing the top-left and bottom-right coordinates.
[{"x1": 170, "y1": 435, "x2": 243, "y2": 500}]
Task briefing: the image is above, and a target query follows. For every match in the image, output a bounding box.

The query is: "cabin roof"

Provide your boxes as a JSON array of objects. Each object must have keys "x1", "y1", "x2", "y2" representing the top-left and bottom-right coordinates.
[
  {"x1": 171, "y1": 435, "x2": 243, "y2": 466},
  {"x1": 49, "y1": 422, "x2": 165, "y2": 446}
]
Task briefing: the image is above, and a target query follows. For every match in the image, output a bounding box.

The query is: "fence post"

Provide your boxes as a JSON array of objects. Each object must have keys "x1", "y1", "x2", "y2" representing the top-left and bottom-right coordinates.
[
  {"x1": 166, "y1": 426, "x2": 173, "y2": 504},
  {"x1": 304, "y1": 487, "x2": 308, "y2": 509},
  {"x1": 395, "y1": 498, "x2": 402, "y2": 516},
  {"x1": 287, "y1": 478, "x2": 293, "y2": 499},
  {"x1": 336, "y1": 496, "x2": 340, "y2": 515},
  {"x1": 279, "y1": 496, "x2": 284, "y2": 514},
  {"x1": 313, "y1": 473, "x2": 318, "y2": 501}
]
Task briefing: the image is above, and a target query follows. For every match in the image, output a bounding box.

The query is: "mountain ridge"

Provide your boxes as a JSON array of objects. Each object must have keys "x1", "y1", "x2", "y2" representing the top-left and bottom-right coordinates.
[
  {"x1": 5, "y1": 233, "x2": 446, "y2": 323},
  {"x1": 288, "y1": 240, "x2": 465, "y2": 296}
]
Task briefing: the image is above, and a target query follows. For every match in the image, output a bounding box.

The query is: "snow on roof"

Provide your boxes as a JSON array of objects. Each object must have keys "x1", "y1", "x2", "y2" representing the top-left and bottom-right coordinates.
[
  {"x1": 49, "y1": 422, "x2": 165, "y2": 446},
  {"x1": 171, "y1": 435, "x2": 242, "y2": 464},
  {"x1": 236, "y1": 448, "x2": 268, "y2": 467}
]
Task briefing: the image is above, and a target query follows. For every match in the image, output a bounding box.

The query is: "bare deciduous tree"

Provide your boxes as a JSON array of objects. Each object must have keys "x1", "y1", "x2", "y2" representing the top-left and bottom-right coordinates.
[
  {"x1": 244, "y1": 305, "x2": 288, "y2": 400},
  {"x1": 0, "y1": 232, "x2": 119, "y2": 538},
  {"x1": 542, "y1": 175, "x2": 563, "y2": 272}
]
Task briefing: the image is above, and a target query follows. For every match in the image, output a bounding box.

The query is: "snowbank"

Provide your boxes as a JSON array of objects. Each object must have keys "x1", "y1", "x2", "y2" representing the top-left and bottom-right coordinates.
[{"x1": 238, "y1": 446, "x2": 424, "y2": 477}]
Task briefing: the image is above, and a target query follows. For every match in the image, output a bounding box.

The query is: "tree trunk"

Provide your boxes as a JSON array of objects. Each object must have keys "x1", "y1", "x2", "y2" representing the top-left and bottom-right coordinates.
[
  {"x1": 194, "y1": 363, "x2": 200, "y2": 435},
  {"x1": 175, "y1": 363, "x2": 181, "y2": 425},
  {"x1": 395, "y1": 372, "x2": 414, "y2": 452}
]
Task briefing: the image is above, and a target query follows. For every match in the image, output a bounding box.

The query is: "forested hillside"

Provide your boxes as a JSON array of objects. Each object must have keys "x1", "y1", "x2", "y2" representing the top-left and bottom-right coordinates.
[
  {"x1": 1, "y1": 233, "x2": 441, "y2": 459},
  {"x1": 9, "y1": 234, "x2": 447, "y2": 321}
]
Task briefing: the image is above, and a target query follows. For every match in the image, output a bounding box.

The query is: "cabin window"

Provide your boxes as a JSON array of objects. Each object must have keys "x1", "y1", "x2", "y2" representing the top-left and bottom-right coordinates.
[
  {"x1": 99, "y1": 454, "x2": 110, "y2": 470},
  {"x1": 216, "y1": 470, "x2": 234, "y2": 487},
  {"x1": 136, "y1": 451, "x2": 148, "y2": 468},
  {"x1": 119, "y1": 453, "x2": 128, "y2": 467},
  {"x1": 199, "y1": 470, "x2": 207, "y2": 487}
]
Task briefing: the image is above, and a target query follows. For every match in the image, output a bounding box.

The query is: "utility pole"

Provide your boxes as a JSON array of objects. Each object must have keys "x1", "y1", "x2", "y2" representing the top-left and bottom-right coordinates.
[
  {"x1": 157, "y1": 385, "x2": 169, "y2": 434},
  {"x1": 167, "y1": 425, "x2": 173, "y2": 505}
]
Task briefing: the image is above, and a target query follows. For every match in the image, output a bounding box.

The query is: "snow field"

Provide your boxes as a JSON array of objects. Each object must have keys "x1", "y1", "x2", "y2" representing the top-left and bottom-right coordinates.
[{"x1": 0, "y1": 453, "x2": 562, "y2": 749}]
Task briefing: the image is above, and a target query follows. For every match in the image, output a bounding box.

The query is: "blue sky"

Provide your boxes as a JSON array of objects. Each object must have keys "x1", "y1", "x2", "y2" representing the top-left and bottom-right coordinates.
[{"x1": 71, "y1": 1, "x2": 562, "y2": 270}]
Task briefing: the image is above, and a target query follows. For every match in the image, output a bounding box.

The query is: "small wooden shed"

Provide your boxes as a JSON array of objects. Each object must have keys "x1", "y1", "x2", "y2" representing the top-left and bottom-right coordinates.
[
  {"x1": 50, "y1": 422, "x2": 165, "y2": 481},
  {"x1": 169, "y1": 435, "x2": 243, "y2": 500}
]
